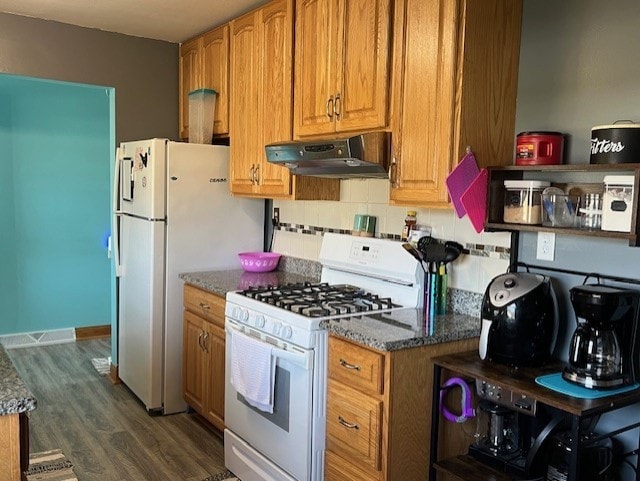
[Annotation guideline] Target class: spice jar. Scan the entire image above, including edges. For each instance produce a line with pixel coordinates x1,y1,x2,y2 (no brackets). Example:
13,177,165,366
503,180,549,225
401,210,417,240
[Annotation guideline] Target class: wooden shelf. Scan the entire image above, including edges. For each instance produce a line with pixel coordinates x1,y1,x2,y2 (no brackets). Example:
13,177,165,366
434,455,525,481
433,350,640,417
485,164,640,246
430,351,640,481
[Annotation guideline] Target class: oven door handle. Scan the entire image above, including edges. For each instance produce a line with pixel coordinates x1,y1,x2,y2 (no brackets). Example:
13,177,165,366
226,324,314,371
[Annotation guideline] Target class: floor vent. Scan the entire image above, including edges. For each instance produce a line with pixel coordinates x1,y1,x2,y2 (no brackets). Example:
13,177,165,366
0,329,76,349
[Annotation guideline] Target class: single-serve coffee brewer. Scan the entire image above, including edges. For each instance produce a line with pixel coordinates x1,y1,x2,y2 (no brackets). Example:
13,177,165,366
563,284,640,389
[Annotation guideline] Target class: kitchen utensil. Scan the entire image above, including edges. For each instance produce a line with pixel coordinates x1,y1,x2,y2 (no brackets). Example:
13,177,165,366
460,168,489,233
402,243,427,272
238,252,281,272
446,150,480,218
479,272,558,367
417,234,433,253
444,241,463,263
563,284,640,389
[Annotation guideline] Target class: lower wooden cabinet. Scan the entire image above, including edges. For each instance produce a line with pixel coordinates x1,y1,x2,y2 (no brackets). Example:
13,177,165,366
183,285,226,431
0,412,28,481
326,335,478,481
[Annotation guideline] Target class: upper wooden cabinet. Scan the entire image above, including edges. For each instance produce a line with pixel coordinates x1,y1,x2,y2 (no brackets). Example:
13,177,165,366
229,0,340,200
179,24,230,140
293,0,392,138
389,0,522,207
202,25,230,136
179,36,203,141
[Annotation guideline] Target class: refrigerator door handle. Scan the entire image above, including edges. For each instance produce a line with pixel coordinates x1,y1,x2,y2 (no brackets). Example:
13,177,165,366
112,147,123,277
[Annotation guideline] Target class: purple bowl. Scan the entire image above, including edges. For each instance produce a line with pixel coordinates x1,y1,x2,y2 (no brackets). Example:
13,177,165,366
238,252,281,273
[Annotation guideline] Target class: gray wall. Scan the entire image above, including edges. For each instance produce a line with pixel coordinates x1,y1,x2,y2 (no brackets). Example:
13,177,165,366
0,12,179,142
516,0,640,351
516,1,640,473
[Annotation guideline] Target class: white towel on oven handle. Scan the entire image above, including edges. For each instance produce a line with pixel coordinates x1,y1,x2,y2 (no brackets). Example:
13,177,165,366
230,329,276,414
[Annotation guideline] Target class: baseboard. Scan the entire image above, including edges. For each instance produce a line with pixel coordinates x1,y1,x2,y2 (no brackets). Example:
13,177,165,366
0,329,76,349
75,325,111,340
108,363,121,385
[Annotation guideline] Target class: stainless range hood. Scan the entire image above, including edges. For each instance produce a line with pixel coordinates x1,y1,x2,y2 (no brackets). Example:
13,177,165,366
265,132,390,178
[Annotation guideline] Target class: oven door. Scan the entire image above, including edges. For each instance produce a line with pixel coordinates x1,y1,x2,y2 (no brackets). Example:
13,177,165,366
224,321,314,481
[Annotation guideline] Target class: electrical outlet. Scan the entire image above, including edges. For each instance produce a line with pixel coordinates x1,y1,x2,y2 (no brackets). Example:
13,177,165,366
273,207,280,226
536,232,555,261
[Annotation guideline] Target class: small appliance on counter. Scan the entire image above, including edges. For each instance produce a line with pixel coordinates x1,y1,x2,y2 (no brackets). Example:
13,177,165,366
479,271,558,367
563,284,640,389
546,430,616,481
469,378,566,479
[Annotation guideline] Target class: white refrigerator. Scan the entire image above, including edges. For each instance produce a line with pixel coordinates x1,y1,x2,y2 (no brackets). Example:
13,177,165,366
113,139,263,414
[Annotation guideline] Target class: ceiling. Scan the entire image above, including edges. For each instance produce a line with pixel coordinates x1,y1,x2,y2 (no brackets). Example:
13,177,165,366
0,0,267,43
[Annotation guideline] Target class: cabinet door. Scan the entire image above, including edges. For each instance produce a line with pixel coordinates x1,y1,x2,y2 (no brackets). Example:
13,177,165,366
179,37,203,140
390,0,459,206
336,0,391,133
183,311,205,413
255,0,294,198
326,379,383,473
230,11,261,195
294,0,341,137
202,25,230,136
203,323,226,431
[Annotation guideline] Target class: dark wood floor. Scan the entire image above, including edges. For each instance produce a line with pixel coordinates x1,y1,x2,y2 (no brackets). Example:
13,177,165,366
8,339,226,481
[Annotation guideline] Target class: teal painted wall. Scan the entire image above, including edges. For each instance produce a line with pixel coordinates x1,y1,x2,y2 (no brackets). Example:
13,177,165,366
0,76,112,335
0,94,19,327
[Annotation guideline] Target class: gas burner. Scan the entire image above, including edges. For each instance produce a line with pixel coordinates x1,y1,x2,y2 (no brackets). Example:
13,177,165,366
239,282,400,318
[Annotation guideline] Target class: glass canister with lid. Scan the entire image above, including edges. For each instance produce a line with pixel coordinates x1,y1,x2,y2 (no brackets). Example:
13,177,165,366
503,180,550,225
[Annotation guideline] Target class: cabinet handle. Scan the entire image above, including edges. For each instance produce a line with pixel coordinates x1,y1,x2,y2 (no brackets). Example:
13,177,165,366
249,164,256,184
338,416,359,430
203,332,209,353
389,157,398,187
255,164,260,185
198,331,204,351
326,96,334,121
339,358,361,371
199,302,210,310
334,93,341,120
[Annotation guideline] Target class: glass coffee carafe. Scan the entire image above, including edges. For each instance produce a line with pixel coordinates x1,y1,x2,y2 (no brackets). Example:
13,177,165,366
474,401,519,456
567,321,622,385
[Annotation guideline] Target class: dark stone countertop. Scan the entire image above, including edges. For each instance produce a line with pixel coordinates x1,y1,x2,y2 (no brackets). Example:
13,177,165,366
321,308,479,351
0,344,37,415
179,259,482,353
179,269,319,297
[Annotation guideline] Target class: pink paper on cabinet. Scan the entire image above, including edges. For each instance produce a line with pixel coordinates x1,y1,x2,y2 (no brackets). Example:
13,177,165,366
445,151,480,218
460,169,488,234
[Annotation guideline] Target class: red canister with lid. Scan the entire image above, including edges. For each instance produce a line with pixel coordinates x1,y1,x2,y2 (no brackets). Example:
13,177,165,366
515,132,564,166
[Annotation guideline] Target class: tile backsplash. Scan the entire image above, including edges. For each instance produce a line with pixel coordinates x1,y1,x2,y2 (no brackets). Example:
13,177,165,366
272,178,512,294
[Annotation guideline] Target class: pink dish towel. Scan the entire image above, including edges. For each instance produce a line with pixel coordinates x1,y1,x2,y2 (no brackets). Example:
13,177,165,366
230,330,275,413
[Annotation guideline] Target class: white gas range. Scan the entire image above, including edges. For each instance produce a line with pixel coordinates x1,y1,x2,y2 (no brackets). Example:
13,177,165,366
224,233,424,481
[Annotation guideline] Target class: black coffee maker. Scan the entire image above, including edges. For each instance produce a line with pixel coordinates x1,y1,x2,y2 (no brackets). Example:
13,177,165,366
563,284,640,389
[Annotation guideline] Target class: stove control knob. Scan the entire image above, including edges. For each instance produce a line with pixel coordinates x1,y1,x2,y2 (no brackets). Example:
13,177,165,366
239,309,249,322
282,326,293,339
272,322,282,335
255,315,266,328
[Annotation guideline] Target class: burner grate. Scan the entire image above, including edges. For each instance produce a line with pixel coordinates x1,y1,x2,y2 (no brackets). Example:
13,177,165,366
239,282,400,317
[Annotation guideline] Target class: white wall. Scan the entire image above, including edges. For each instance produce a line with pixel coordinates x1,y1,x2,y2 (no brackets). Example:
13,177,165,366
273,178,512,294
